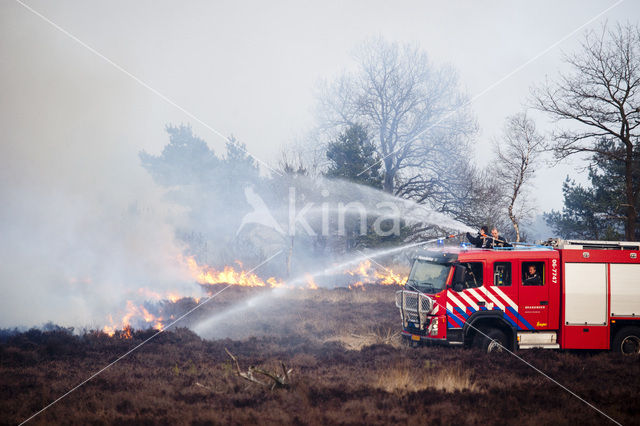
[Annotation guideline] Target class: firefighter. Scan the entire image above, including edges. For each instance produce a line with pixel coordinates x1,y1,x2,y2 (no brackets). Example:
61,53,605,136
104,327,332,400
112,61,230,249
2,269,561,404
466,226,490,248
523,264,542,286
489,227,512,248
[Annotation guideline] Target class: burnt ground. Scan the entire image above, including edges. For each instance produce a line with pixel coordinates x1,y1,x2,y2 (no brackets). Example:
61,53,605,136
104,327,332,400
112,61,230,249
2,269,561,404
1,285,639,425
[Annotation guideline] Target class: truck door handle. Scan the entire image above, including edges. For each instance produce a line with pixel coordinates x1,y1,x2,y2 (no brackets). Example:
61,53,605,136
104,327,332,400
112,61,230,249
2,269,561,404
477,301,486,306
540,301,548,305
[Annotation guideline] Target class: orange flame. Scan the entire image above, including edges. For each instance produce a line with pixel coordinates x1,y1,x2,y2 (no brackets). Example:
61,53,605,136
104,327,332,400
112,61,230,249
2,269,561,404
267,277,284,288
103,321,116,337
184,256,284,287
102,257,406,337
305,274,318,290
346,260,406,287
122,325,133,339
166,293,181,303
102,300,165,338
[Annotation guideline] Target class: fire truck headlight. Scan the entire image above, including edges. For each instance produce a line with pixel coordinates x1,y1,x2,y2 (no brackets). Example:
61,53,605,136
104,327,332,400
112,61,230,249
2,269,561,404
427,317,438,336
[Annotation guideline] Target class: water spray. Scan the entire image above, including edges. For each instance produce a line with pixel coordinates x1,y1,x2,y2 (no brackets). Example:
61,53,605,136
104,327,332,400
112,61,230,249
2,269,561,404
192,231,471,337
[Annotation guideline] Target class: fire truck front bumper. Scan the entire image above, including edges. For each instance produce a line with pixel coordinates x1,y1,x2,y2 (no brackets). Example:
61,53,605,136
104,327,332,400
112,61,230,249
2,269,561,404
400,329,464,346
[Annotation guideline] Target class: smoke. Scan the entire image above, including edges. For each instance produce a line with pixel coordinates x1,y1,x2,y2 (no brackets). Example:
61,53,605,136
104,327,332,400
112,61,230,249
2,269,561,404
0,179,201,328
0,8,207,328
0,5,473,332
0,79,201,328
0,114,472,331
0,76,472,331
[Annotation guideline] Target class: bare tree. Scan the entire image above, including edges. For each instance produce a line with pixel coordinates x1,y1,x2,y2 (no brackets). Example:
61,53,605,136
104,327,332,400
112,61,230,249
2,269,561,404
533,23,640,240
493,113,545,242
317,36,476,195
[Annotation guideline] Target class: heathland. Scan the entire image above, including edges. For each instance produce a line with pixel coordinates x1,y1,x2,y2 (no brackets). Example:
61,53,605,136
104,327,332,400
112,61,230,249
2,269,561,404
2,285,638,425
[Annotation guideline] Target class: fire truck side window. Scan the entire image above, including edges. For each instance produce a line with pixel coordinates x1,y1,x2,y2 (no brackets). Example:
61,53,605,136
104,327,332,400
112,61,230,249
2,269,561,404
460,262,483,290
493,262,511,286
522,262,544,286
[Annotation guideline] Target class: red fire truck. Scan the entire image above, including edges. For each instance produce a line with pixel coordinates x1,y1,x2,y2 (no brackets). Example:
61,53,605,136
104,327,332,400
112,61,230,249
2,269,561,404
395,239,640,354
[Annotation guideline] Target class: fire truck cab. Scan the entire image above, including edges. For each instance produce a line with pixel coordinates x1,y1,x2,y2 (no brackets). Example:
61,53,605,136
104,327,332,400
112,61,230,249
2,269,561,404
396,240,640,354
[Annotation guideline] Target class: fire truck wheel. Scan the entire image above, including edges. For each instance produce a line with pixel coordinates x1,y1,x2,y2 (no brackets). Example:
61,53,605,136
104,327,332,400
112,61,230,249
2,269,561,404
474,328,508,354
613,326,640,355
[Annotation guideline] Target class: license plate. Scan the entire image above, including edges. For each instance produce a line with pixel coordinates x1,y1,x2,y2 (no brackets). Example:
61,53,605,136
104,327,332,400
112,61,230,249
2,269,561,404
411,335,420,341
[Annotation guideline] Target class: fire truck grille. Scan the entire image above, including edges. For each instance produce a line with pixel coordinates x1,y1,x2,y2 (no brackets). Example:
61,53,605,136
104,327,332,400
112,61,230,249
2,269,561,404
404,294,418,311
420,297,432,312
397,290,434,330
400,291,432,312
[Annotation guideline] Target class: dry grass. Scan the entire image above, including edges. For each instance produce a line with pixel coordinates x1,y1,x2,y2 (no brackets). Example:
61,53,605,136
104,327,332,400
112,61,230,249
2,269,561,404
375,362,480,393
327,326,402,350
375,365,430,392
430,366,479,393
284,285,401,304
190,284,400,342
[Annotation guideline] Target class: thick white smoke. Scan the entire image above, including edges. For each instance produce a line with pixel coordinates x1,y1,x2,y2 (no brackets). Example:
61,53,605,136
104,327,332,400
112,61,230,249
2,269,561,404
0,182,201,328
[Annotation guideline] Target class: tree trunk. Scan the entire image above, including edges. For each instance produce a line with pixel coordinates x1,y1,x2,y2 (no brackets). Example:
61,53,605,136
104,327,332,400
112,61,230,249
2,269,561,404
624,142,637,241
508,202,520,242
625,206,636,241
383,158,395,193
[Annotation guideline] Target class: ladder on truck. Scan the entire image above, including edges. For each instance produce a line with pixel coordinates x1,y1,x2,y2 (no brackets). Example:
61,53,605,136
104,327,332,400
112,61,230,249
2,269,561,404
548,239,640,251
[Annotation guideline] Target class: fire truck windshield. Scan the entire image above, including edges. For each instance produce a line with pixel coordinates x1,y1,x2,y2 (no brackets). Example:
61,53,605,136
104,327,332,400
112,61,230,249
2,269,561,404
405,260,451,294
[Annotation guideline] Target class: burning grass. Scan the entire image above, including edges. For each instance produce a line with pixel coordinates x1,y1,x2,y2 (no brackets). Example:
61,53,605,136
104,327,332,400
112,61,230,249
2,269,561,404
2,285,640,425
99,258,408,336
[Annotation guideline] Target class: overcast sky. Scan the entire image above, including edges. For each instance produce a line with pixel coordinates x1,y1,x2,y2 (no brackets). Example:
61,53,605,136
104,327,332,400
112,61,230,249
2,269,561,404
1,0,639,215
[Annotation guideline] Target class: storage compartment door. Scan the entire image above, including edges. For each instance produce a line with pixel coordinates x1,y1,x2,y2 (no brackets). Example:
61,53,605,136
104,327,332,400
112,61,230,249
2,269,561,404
563,263,608,349
564,263,607,326
610,264,640,317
